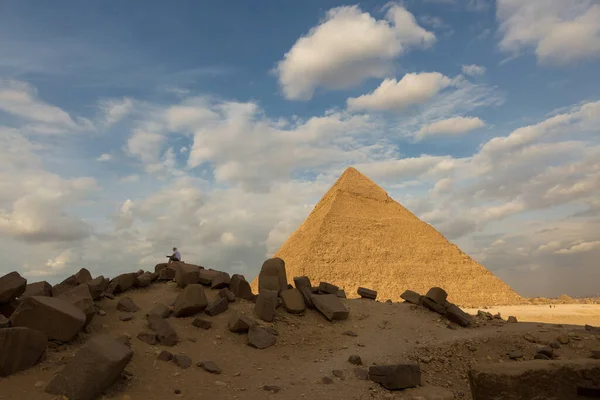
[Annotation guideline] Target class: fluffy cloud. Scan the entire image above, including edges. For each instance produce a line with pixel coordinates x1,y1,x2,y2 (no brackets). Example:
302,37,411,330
496,0,600,65
274,4,435,100
415,116,485,139
347,72,453,112
100,97,134,126
461,64,486,76
97,153,112,162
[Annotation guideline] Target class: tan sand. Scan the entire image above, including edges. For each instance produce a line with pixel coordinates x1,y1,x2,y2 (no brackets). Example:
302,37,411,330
464,304,600,326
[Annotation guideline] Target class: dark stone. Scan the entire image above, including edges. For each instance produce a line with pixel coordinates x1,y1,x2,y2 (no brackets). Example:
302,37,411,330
444,303,473,327
158,267,176,281
425,287,448,305
116,297,140,313
229,274,254,301
56,284,96,327
20,281,52,299
173,354,192,369
400,290,423,305
86,276,109,300
0,272,27,304
247,325,277,349
254,289,278,322
51,275,77,297
107,273,137,294
422,297,446,315
137,331,157,345
368,364,421,390
348,354,362,365
154,263,169,274
146,314,178,346
280,288,306,314
318,282,339,295
119,314,133,322
157,350,172,361
204,297,229,317
74,268,92,285
146,303,170,319
355,368,369,380
336,289,347,298
192,317,212,330
174,263,200,288
311,294,349,321
228,312,257,333
258,257,288,294
211,272,231,289
172,284,208,317
197,269,219,286
357,287,377,300
219,288,236,302
0,327,47,377
135,273,152,288
198,360,222,374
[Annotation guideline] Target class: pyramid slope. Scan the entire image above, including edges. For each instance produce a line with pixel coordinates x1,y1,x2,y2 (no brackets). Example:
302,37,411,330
251,167,523,307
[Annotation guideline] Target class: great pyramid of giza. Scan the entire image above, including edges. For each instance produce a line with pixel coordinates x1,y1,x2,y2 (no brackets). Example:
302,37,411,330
251,167,523,307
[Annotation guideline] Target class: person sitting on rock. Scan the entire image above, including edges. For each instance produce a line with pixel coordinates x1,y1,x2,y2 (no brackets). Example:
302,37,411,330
166,247,181,264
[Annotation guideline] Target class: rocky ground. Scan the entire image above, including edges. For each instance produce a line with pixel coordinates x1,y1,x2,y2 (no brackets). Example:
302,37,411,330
1,262,600,400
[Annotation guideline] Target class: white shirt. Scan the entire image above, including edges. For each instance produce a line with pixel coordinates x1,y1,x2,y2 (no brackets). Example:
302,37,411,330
173,250,181,260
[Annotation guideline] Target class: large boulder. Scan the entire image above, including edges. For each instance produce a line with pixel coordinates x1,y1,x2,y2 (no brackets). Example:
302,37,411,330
280,288,306,314
293,276,315,309
86,276,109,300
311,294,349,321
45,335,133,400
172,284,208,317
0,271,27,304
229,274,254,300
198,269,219,286
254,289,278,322
135,272,153,288
146,314,178,346
74,268,93,285
174,263,200,288
155,263,169,274
257,258,288,295
51,275,78,297
20,281,52,299
56,284,96,327
468,359,600,400
0,327,47,377
10,296,86,342
108,273,137,294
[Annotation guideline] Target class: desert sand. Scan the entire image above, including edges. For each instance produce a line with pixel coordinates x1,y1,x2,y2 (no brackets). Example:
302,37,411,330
464,304,600,327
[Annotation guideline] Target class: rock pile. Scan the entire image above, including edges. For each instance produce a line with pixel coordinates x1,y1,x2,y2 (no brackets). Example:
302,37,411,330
400,287,474,328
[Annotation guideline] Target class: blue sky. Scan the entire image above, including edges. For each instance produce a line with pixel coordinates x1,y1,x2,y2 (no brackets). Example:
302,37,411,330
1,0,599,297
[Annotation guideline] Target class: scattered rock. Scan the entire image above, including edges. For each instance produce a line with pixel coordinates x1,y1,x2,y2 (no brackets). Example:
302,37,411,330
228,312,257,333
155,263,169,274
318,282,339,295
280,288,306,314
51,275,77,297
20,281,52,299
107,273,137,294
117,297,140,313
119,314,133,322
523,333,538,343
218,288,236,302
115,335,131,348
159,267,176,281
357,287,377,300
557,334,570,345
173,354,192,369
257,257,288,294
172,284,208,317
354,368,369,380
157,350,173,361
211,272,231,289
0,327,47,377
444,303,473,327
508,350,523,360
45,335,133,400
86,276,109,300
10,296,86,342
425,287,448,306
337,289,347,298
147,303,171,319
74,268,93,285
348,355,362,365
247,325,277,349
293,276,315,309
137,331,157,345
311,294,349,321
198,360,222,374
369,364,421,390
322,376,333,384
507,316,518,323
263,385,281,393
205,297,229,317
255,289,278,322
198,269,219,286
590,351,600,359
266,327,279,336
192,317,212,330
400,290,423,305
229,274,254,301
55,284,96,327
146,314,178,346
0,271,27,304
174,263,200,288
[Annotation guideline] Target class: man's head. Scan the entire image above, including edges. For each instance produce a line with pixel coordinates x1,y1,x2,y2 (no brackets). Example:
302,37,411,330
173,247,177,251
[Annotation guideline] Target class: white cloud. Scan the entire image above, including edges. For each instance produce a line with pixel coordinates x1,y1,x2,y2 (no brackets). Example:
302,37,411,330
555,241,600,255
461,64,486,76
97,153,112,162
415,116,485,139
274,4,435,100
497,0,600,65
100,97,134,126
347,72,453,112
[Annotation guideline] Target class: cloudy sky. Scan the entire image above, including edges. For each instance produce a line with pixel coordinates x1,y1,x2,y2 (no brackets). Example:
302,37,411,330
1,0,599,298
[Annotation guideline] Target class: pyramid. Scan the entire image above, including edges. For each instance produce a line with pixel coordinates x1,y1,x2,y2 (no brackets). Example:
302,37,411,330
251,167,523,307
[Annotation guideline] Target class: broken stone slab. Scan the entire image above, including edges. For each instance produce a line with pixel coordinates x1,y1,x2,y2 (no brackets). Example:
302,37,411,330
159,267,176,281
425,287,448,306
0,271,27,304
86,276,109,300
155,263,169,274
10,296,86,342
20,281,52,299
205,297,229,317
247,325,277,349
357,287,377,300
198,360,222,374
56,284,96,327
192,317,212,330
228,312,257,333
147,303,171,319
172,284,208,317
293,276,315,309
444,303,473,327
52,275,77,297
211,272,231,289
137,331,157,345
117,297,140,313
368,363,421,390
135,272,152,288
229,274,254,300
422,297,446,315
337,289,347,298
107,273,137,294
146,314,178,346
0,327,47,377
175,263,200,288
468,359,600,400
318,282,339,295
280,288,306,314
254,289,278,322
400,290,423,305
74,268,93,285
258,257,288,294
218,288,236,302
311,294,349,321
45,335,133,400
198,269,219,286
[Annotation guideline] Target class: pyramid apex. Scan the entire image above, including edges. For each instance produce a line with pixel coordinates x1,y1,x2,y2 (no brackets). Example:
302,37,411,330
331,166,390,202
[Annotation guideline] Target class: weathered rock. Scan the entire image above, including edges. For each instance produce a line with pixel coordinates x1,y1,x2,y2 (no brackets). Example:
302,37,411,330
135,272,152,287
355,368,369,380
147,303,170,319
397,386,454,400
507,316,518,323
20,281,52,299
369,364,421,390
137,331,157,345
254,289,278,322
400,290,423,305
280,288,306,314
159,267,176,281
174,263,200,288
157,350,172,361
348,354,362,365
311,294,350,321
0,299,19,318
192,317,212,330
229,274,254,300
211,272,231,289
508,350,523,360
444,303,473,327
108,273,137,294
119,313,133,322
205,297,229,317
10,296,86,342
468,359,600,400
117,297,140,313
318,282,339,295
357,287,377,300
422,297,446,315
51,275,77,297
536,347,554,358
146,314,178,346
86,276,109,300
74,268,92,285
172,284,208,317
0,271,27,304
0,327,47,377
258,257,288,294
228,312,257,333
247,325,277,349
0,314,8,328
197,269,219,286
293,276,315,308
425,287,448,305
56,284,96,327
198,360,222,374
337,289,347,298
173,354,192,369
155,263,169,274
218,288,236,302
45,335,133,400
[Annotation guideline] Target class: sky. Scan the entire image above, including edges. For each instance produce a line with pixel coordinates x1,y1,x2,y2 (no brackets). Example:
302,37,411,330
1,0,599,298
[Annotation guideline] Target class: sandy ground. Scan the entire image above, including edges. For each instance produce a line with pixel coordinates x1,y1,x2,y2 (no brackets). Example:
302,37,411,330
1,282,599,400
464,304,600,326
